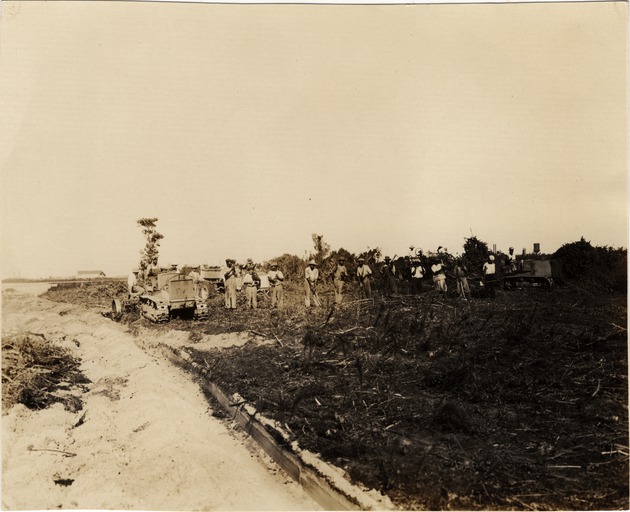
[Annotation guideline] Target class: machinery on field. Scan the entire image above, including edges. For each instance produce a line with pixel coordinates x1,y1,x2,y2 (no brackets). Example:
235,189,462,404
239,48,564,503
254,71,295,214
200,264,224,293
112,269,209,322
503,259,563,289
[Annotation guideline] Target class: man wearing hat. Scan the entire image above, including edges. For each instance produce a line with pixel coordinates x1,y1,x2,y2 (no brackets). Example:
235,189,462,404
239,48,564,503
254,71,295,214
241,263,260,310
127,268,145,297
144,258,159,282
356,257,373,298
267,262,285,309
431,258,448,299
507,247,517,273
223,258,238,309
453,258,472,301
381,256,398,297
304,260,321,307
332,257,348,304
411,259,426,294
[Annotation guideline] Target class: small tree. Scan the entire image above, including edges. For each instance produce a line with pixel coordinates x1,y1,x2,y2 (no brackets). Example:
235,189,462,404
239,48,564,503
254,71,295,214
462,236,490,274
310,233,331,266
265,253,304,282
137,218,164,272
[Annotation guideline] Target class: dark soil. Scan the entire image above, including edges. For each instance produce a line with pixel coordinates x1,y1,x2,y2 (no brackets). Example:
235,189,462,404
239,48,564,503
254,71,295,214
43,278,629,510
193,285,628,510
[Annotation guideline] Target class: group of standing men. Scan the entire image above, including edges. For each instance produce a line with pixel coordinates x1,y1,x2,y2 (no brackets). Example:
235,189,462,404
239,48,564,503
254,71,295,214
302,255,489,307
304,257,355,307
364,252,506,302
430,253,504,300
222,258,285,310
128,249,509,314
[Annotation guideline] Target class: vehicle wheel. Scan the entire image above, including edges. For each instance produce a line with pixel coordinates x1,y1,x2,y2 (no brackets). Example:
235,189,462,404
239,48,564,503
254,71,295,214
111,299,123,320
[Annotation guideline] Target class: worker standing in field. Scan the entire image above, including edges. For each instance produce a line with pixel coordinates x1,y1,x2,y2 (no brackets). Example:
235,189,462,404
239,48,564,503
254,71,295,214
356,257,373,298
482,255,497,298
267,262,285,309
333,257,348,304
242,264,260,310
507,247,517,273
453,258,472,301
381,256,398,297
223,258,238,309
411,259,425,294
304,260,321,308
431,259,448,299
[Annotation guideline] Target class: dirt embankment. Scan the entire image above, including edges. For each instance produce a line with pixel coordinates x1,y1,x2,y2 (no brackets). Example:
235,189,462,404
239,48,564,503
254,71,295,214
1,290,320,511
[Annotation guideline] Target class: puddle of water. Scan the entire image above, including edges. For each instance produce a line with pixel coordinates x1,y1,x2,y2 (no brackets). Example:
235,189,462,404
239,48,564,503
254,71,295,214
2,282,54,295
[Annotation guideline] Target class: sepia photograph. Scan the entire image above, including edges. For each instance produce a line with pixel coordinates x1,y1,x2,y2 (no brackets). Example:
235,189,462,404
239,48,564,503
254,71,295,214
1,0,627,509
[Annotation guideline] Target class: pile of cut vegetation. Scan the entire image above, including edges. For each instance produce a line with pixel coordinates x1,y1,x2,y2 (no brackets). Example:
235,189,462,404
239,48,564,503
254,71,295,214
2,333,90,413
41,280,127,309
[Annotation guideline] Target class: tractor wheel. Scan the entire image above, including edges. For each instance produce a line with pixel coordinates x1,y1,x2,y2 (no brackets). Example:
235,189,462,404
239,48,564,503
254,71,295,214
111,299,123,321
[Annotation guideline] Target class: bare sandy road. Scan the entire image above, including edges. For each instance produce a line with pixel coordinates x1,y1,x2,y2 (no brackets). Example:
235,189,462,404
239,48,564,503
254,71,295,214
1,290,321,510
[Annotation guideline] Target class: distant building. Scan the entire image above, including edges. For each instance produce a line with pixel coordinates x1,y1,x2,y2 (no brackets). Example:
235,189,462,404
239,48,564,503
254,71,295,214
77,270,106,278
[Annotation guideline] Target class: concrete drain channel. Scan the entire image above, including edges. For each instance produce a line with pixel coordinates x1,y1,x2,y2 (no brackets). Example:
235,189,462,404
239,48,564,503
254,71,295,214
147,342,394,511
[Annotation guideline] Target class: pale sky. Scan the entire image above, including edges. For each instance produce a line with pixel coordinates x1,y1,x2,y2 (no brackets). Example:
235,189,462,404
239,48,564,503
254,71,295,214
1,1,627,278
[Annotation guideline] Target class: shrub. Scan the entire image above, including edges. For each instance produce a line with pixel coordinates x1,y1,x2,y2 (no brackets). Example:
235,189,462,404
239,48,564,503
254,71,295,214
265,253,305,282
552,238,627,292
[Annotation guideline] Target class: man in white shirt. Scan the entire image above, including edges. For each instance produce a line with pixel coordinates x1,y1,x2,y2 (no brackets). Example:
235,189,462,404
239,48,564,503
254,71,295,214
304,260,321,307
267,262,285,309
188,268,203,297
333,258,348,304
356,257,373,298
127,268,144,297
483,255,497,298
241,264,260,310
223,259,238,309
411,260,425,294
431,260,448,298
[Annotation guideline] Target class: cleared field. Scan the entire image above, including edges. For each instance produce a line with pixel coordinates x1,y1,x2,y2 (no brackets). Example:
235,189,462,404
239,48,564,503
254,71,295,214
40,277,629,510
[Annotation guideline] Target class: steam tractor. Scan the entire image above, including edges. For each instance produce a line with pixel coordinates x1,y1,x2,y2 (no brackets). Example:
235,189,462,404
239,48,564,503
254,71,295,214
112,269,209,322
